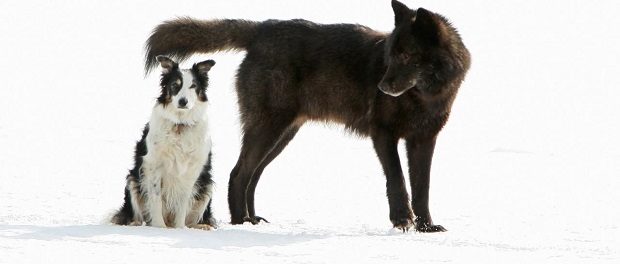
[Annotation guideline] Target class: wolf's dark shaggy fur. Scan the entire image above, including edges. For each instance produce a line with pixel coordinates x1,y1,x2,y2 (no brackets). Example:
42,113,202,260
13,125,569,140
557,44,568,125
144,0,470,232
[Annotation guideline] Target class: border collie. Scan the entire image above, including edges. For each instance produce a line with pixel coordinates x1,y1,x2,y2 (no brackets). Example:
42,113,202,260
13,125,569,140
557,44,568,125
112,56,217,229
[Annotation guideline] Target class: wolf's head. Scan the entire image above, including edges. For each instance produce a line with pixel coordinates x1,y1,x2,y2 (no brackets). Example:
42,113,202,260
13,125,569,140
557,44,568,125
378,0,469,98
156,55,215,111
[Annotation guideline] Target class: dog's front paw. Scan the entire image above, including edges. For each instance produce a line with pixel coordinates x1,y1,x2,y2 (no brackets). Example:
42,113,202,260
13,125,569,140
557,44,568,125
189,224,214,230
149,219,167,228
129,220,143,226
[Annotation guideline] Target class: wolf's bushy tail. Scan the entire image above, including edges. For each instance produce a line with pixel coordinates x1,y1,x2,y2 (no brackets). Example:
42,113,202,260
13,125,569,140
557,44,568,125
144,18,259,74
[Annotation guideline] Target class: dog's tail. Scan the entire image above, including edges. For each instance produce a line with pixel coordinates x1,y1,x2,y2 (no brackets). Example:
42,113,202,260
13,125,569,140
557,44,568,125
144,18,259,75
110,187,135,225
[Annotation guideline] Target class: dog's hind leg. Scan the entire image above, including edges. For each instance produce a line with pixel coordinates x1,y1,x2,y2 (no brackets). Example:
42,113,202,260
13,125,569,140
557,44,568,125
187,183,214,226
188,198,215,230
406,136,446,232
228,117,297,225
246,125,301,224
111,186,135,225
199,198,216,226
372,129,414,231
112,175,144,225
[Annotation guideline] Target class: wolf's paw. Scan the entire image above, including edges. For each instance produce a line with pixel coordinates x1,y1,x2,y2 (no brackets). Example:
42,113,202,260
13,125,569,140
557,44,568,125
244,216,270,225
415,224,447,233
392,217,414,232
189,224,214,230
230,217,244,225
414,217,447,233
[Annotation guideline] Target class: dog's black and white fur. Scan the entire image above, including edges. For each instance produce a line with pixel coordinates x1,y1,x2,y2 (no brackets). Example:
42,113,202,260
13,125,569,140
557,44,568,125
112,56,217,229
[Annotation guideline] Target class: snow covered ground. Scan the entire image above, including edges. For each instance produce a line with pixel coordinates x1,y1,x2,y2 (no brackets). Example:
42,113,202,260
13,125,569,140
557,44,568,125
1,0,619,263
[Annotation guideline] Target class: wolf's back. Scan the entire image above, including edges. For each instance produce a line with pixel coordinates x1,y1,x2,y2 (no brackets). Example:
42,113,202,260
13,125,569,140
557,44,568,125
144,18,258,74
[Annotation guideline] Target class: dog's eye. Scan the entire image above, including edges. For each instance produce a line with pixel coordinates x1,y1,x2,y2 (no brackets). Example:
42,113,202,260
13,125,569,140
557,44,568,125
190,84,196,89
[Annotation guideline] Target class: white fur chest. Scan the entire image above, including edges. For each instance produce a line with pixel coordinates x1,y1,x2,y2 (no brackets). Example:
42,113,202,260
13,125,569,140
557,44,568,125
142,104,211,189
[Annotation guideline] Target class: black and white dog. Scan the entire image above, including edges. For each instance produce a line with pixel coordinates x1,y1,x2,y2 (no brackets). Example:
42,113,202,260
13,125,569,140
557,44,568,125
112,56,216,229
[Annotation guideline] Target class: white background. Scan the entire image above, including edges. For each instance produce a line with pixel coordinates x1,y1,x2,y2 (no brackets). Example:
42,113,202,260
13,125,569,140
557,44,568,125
1,0,618,263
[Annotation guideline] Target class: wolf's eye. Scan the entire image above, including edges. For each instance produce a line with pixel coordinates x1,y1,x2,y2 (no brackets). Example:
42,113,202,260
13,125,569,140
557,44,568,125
399,53,411,63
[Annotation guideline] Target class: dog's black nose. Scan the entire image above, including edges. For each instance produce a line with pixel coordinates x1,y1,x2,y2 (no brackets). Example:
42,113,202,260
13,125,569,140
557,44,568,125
178,97,188,107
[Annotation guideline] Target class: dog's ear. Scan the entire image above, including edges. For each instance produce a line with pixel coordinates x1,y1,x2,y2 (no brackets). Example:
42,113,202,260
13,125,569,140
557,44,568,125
392,0,414,26
411,8,442,45
156,55,177,74
194,60,214,101
194,59,216,77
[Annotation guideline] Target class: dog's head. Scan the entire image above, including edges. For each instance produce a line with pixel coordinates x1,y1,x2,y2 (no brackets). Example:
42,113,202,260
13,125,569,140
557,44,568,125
378,0,464,98
156,55,215,110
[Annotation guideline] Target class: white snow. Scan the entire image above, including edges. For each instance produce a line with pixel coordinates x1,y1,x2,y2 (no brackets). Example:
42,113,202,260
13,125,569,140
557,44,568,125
1,0,619,263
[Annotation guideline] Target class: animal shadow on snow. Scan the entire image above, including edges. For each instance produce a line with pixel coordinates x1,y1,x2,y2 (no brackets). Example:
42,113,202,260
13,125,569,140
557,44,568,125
1,224,323,249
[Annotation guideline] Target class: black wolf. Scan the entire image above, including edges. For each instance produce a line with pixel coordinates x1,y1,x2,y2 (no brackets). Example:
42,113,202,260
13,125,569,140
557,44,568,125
144,0,470,232
112,56,216,229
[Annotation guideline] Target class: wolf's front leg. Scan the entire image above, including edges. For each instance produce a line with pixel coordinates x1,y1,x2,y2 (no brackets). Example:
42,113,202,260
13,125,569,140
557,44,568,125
371,130,414,231
406,136,446,232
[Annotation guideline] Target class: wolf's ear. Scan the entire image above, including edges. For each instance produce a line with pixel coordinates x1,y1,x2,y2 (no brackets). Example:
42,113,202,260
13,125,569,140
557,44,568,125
194,59,215,77
412,8,442,45
392,0,414,26
156,55,177,74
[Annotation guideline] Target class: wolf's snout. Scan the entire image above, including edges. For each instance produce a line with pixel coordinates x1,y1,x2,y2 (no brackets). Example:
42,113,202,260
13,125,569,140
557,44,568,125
378,81,404,97
178,98,188,108
378,82,392,94
378,78,417,97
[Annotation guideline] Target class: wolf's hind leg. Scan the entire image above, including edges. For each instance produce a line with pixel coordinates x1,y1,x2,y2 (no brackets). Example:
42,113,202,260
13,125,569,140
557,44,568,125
229,116,298,224
245,125,300,224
